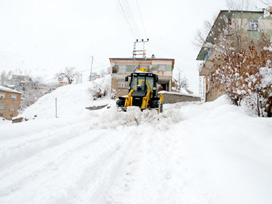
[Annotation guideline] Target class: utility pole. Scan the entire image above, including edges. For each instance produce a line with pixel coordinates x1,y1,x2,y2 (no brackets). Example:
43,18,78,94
55,98,58,118
89,56,94,81
133,38,149,58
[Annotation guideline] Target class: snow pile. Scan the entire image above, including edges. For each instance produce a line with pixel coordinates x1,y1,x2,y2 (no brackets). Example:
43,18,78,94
91,105,183,130
20,76,112,120
88,75,111,100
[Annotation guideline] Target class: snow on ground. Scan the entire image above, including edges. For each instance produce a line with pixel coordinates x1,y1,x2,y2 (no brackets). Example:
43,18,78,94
0,76,272,204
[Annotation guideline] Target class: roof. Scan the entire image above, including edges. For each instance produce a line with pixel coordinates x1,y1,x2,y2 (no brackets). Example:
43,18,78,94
0,86,22,94
196,10,265,61
109,57,175,68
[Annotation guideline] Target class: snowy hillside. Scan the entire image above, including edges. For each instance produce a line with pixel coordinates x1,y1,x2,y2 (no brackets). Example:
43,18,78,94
1,76,272,204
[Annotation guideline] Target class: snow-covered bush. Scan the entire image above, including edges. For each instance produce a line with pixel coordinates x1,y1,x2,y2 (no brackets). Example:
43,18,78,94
88,75,111,100
211,34,272,116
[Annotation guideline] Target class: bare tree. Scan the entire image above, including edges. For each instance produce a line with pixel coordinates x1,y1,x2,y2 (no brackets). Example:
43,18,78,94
0,71,7,85
57,67,80,84
173,68,188,92
193,20,213,48
226,0,249,10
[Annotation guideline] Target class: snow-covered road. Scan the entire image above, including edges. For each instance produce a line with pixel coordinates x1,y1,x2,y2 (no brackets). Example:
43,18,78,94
1,81,272,204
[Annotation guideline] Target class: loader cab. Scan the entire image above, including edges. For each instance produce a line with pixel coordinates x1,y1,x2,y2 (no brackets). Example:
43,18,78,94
127,73,158,98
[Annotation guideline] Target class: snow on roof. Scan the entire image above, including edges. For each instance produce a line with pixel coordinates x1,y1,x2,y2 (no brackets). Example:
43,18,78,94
0,85,21,94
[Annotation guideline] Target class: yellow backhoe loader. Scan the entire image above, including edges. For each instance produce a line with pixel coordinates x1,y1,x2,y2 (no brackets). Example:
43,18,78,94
116,68,163,113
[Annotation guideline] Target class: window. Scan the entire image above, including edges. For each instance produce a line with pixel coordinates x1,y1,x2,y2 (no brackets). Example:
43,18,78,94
118,81,127,89
0,93,5,99
10,106,15,111
0,113,3,116
10,114,13,118
158,64,166,71
146,77,154,91
118,65,127,73
248,19,258,31
0,105,4,110
11,95,17,100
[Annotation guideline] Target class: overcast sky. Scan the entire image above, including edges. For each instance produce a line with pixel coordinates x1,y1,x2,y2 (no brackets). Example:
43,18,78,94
0,0,266,93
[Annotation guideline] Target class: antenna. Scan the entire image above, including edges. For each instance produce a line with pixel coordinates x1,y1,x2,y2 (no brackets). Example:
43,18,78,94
133,38,149,58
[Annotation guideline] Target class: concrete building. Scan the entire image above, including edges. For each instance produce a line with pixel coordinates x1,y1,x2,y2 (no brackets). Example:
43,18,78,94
110,57,175,98
0,86,21,120
196,9,272,101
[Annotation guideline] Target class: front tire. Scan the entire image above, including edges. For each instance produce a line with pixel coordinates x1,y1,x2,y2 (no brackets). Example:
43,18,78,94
116,98,125,107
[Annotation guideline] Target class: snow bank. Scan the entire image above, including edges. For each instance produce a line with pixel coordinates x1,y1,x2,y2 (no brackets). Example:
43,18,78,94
20,75,112,120
91,105,183,130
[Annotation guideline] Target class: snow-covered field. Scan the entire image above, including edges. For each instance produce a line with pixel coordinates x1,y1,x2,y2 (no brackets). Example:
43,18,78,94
1,77,272,204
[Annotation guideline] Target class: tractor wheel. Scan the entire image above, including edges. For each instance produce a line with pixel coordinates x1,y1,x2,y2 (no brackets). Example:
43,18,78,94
116,98,125,107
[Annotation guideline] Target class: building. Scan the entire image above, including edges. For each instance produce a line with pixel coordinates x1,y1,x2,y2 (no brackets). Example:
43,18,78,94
0,86,22,120
110,57,175,98
196,9,272,101
12,75,37,91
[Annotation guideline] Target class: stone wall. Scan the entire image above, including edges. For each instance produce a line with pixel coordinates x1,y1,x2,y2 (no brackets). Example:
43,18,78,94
160,92,201,104
206,87,225,102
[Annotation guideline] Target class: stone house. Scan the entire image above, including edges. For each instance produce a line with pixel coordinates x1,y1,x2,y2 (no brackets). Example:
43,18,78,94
0,86,21,120
196,9,272,101
110,57,175,98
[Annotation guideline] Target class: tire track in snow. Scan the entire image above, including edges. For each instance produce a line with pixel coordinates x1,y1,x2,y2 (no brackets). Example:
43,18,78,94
57,127,139,204
0,119,94,170
104,128,147,204
0,129,116,202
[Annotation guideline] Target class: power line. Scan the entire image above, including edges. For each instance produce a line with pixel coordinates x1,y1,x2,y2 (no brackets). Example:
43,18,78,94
151,41,193,60
149,41,196,67
123,0,142,37
117,0,136,39
116,0,147,39
136,0,147,38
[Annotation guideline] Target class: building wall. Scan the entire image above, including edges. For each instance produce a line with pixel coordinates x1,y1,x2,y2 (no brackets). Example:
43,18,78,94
206,86,225,102
0,91,21,120
110,58,174,98
111,76,129,98
198,11,272,102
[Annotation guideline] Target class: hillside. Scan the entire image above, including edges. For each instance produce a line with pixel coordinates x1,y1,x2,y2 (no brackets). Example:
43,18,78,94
0,76,272,204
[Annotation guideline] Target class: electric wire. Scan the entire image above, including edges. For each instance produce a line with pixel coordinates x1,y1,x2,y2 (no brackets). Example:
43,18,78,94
136,0,147,39
123,0,142,37
117,0,136,39
149,42,196,67
116,0,196,70
151,40,194,61
148,43,196,69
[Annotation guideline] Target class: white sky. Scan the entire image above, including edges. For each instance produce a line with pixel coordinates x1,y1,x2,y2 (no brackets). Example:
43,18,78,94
0,0,266,93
